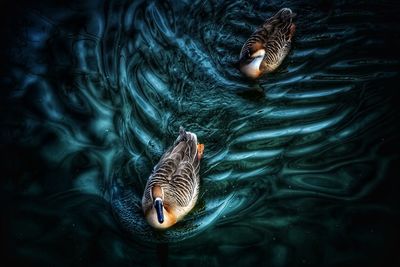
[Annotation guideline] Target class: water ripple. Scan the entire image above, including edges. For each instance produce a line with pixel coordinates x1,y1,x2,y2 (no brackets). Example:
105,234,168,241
4,0,399,263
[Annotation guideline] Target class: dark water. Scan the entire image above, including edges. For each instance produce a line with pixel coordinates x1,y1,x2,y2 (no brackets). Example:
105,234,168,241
2,0,400,266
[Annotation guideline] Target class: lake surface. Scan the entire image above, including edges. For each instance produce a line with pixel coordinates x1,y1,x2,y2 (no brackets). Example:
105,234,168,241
2,0,400,266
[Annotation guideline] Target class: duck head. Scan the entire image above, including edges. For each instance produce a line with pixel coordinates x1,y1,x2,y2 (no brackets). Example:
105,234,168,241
274,8,296,21
144,185,177,230
239,48,266,79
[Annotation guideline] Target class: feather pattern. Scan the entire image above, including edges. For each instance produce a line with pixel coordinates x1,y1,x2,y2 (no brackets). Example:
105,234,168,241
142,127,202,228
239,8,296,77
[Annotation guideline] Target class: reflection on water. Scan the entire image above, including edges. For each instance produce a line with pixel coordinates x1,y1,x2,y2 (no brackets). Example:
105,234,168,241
2,0,400,266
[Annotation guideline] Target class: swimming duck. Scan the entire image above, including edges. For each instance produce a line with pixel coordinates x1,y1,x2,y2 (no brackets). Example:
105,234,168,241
239,8,296,79
142,127,204,230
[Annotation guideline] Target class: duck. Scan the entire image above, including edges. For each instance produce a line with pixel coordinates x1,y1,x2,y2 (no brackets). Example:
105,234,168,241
142,127,204,230
239,8,296,79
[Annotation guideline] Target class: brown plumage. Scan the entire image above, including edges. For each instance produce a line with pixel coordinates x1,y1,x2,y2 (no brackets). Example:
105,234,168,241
239,8,296,79
142,127,204,229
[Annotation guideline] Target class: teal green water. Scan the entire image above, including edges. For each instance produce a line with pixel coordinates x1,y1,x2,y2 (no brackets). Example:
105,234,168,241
1,0,400,266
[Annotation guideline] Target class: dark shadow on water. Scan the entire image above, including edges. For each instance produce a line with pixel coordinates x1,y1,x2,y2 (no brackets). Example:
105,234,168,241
157,243,169,267
236,86,265,101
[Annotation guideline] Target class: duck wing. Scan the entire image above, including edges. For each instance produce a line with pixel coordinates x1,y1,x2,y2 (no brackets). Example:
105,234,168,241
239,32,266,63
168,127,200,207
262,8,296,44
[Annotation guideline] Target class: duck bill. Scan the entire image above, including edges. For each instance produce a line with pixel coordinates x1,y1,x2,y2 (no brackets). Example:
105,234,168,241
154,198,164,224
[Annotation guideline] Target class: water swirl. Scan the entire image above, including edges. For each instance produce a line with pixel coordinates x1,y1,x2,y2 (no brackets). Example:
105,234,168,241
2,0,400,265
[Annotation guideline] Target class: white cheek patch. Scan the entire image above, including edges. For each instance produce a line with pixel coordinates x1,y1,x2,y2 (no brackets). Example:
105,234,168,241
240,49,265,78
251,49,266,58
248,56,264,70
241,56,264,78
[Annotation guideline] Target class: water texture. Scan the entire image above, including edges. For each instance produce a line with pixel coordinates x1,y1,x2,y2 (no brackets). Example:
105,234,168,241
1,0,400,266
